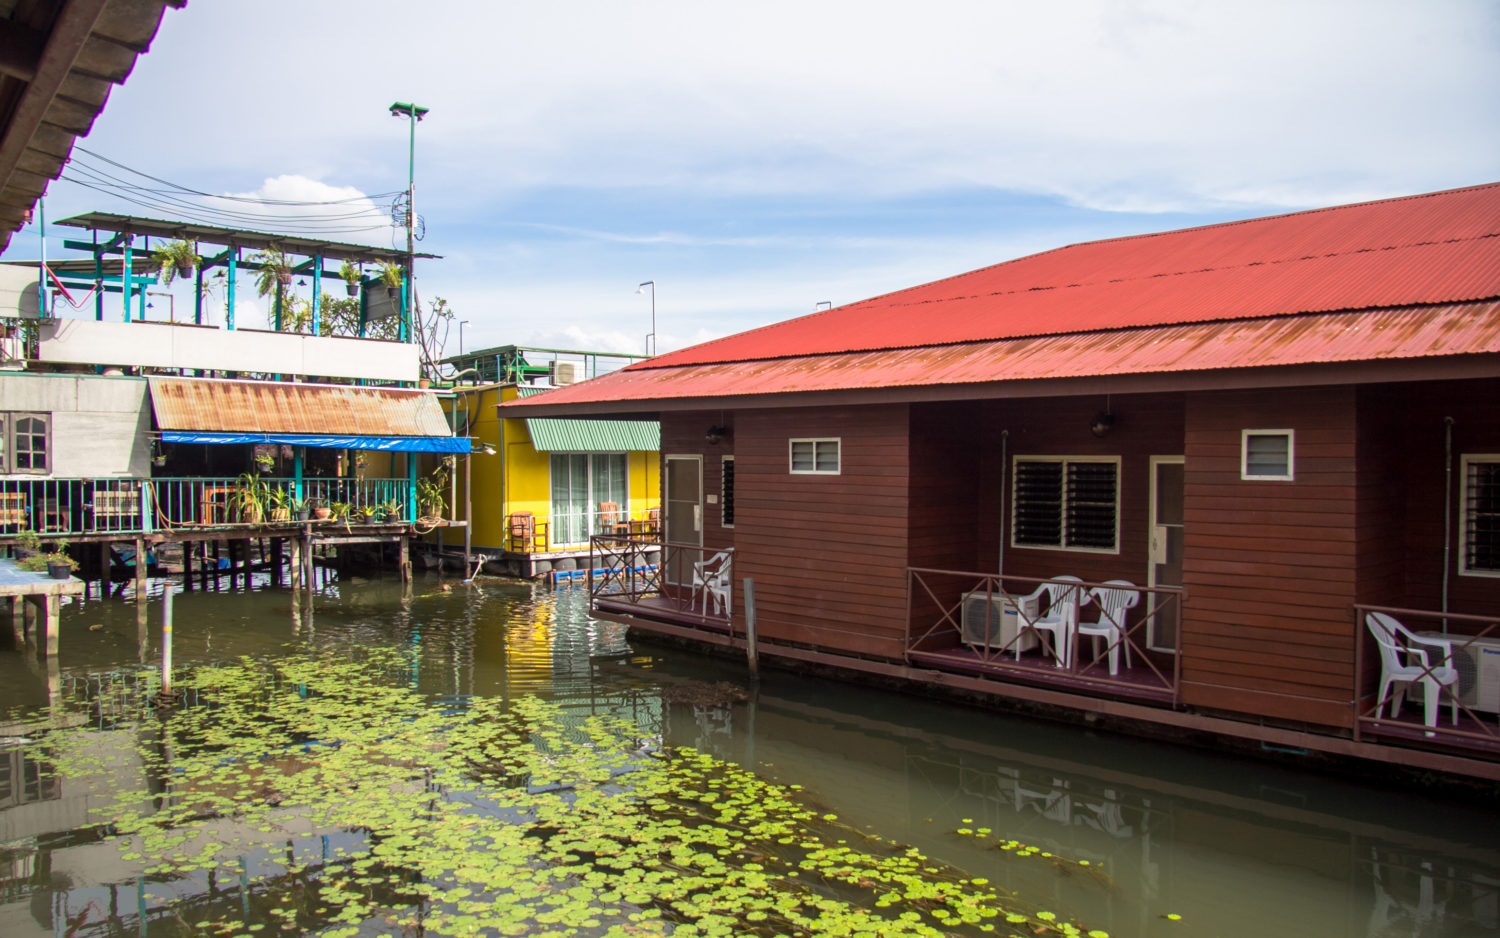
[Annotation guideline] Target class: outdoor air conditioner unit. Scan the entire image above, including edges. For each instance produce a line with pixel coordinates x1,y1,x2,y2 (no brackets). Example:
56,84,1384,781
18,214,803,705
960,591,1039,653
550,361,579,386
1450,634,1500,715
1419,631,1500,714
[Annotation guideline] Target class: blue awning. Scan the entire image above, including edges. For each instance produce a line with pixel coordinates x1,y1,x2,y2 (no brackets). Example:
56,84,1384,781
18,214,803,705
161,431,473,454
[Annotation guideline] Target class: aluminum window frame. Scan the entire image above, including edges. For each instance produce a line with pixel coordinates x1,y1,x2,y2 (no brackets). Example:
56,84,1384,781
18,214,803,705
789,437,841,475
1009,454,1121,555
1241,429,1295,481
1460,453,1500,578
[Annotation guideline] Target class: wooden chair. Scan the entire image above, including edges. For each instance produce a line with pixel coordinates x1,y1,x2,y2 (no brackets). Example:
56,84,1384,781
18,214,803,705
0,491,27,531
598,501,629,536
508,511,549,553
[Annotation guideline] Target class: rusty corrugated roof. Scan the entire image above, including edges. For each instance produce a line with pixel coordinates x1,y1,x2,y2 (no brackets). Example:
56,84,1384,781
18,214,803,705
503,302,1500,411
148,378,453,436
645,182,1500,369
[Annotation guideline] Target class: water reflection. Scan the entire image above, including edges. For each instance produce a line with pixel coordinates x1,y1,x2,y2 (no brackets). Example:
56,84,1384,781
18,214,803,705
0,575,1496,937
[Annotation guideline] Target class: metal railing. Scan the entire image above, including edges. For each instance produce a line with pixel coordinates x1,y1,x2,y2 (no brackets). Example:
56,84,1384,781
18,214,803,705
551,507,657,548
906,568,1185,702
1352,604,1500,747
0,476,415,540
588,536,730,626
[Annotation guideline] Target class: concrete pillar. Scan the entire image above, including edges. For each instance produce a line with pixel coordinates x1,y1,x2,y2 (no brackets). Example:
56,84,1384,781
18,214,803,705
399,535,411,584
133,538,147,602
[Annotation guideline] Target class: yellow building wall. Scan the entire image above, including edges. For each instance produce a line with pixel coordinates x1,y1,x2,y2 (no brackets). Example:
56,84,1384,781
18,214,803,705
441,384,661,552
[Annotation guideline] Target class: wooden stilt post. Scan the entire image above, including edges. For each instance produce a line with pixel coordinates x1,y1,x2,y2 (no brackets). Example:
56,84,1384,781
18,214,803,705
399,535,411,584
272,538,283,587
183,538,194,592
98,542,109,595
212,540,221,592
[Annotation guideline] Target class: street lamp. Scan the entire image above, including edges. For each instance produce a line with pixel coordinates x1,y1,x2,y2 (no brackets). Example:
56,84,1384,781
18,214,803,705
636,280,655,355
389,101,429,344
459,319,470,354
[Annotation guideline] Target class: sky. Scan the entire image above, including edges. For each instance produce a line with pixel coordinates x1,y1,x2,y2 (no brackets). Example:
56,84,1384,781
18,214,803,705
7,0,1498,359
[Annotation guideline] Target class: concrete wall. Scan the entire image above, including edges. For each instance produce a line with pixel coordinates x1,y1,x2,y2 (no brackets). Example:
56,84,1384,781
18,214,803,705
0,373,149,478
36,317,418,383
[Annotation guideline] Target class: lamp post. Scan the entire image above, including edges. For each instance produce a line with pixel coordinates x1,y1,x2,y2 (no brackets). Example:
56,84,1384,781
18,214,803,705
459,319,469,354
389,101,429,344
636,280,655,355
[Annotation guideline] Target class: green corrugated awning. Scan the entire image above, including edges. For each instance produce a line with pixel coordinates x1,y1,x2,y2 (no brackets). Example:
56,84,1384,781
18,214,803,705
524,418,659,453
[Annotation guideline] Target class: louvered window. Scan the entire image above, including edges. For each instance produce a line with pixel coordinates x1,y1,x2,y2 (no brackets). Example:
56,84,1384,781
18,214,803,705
721,456,736,528
1012,457,1118,552
1462,456,1500,575
790,438,840,474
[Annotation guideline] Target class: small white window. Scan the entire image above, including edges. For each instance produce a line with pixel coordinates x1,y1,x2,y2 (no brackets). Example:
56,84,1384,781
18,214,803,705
1461,455,1500,577
1241,430,1293,481
790,438,840,475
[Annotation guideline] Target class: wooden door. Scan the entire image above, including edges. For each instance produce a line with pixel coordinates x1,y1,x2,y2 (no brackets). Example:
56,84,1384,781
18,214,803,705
664,455,702,584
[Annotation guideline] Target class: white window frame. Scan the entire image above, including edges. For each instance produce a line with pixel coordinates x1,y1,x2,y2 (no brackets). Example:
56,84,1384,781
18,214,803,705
1460,454,1500,578
721,455,735,528
789,438,841,475
1241,429,1294,481
1010,455,1121,555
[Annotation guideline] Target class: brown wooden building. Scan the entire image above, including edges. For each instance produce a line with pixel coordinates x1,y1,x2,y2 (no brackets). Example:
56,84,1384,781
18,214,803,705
507,183,1500,779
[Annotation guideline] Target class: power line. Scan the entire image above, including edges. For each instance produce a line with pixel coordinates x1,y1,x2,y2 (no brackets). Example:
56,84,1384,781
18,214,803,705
72,146,403,205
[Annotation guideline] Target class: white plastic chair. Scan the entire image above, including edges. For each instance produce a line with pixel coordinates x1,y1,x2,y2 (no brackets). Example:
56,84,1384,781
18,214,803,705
1077,580,1140,676
1365,611,1458,730
692,552,732,617
1014,575,1083,668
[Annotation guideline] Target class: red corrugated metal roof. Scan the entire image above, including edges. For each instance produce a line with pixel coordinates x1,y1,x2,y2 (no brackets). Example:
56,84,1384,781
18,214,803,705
505,302,1500,409
648,182,1500,369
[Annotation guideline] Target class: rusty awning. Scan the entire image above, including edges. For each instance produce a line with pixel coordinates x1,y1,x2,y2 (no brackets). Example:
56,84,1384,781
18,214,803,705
148,377,471,453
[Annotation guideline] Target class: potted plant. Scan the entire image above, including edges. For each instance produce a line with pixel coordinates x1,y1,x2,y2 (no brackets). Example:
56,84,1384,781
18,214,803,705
328,501,351,523
310,498,332,521
13,524,42,559
416,477,446,522
377,499,401,523
339,260,362,297
253,247,293,298
152,239,200,286
266,486,293,523
290,494,311,522
230,472,269,523
17,540,75,579
254,450,276,474
377,261,403,300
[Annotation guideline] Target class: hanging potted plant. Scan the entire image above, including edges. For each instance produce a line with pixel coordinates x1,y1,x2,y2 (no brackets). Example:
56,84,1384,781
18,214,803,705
152,240,200,286
377,261,404,300
339,260,362,298
252,247,293,298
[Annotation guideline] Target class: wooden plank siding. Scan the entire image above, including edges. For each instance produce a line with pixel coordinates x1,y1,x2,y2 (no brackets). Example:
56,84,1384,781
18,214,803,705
1179,386,1357,728
1392,378,1500,617
685,405,914,658
972,393,1185,585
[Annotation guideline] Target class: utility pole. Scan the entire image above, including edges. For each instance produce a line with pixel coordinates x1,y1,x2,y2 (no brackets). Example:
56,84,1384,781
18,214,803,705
389,102,429,345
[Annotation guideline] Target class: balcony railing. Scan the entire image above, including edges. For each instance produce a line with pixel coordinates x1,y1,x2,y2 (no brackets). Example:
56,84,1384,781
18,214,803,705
588,535,729,629
0,476,415,540
1353,604,1500,752
906,568,1185,704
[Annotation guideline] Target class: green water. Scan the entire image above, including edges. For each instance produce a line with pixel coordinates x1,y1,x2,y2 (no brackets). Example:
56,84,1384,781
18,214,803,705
1,573,1497,937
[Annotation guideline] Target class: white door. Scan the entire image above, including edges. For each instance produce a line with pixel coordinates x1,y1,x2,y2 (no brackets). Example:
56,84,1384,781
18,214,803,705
1148,456,1185,653
664,455,703,584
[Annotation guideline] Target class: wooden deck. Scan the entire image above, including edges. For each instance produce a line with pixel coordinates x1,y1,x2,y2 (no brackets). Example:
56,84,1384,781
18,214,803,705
594,594,732,633
907,646,1176,705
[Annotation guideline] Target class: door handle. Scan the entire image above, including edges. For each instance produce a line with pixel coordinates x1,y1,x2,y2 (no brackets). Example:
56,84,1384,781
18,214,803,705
1150,525,1168,565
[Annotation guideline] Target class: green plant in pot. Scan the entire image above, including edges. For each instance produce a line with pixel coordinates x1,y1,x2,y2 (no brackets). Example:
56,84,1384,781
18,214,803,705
230,472,270,523
416,476,447,521
13,524,42,559
377,499,401,523
18,539,76,579
266,486,293,523
309,498,331,521
252,247,293,298
377,261,403,300
152,239,200,286
288,494,311,522
339,260,362,297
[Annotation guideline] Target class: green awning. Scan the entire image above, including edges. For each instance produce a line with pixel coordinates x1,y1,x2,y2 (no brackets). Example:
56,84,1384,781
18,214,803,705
524,418,659,453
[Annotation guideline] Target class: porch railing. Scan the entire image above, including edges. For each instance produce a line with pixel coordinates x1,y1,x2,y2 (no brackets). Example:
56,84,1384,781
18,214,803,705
907,568,1185,702
1352,604,1500,747
552,507,657,548
588,535,730,626
0,476,415,540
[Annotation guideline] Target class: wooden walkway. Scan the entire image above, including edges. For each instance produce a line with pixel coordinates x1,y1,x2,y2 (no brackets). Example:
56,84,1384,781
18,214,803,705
1,559,84,656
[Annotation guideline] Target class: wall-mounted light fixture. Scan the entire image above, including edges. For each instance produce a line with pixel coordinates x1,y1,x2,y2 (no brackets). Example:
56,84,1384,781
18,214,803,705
705,425,729,445
1090,412,1115,437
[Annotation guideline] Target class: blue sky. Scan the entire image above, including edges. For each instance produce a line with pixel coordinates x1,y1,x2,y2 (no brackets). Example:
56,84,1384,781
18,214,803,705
7,0,1498,358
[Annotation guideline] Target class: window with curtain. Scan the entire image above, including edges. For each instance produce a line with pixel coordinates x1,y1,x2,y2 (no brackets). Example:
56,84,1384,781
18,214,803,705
549,452,627,545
